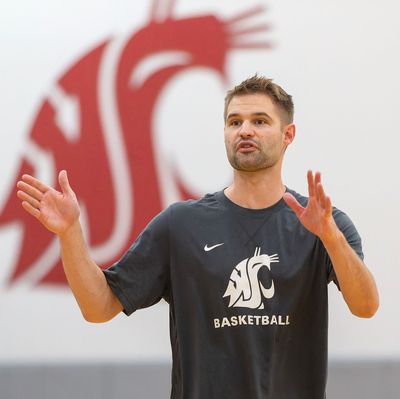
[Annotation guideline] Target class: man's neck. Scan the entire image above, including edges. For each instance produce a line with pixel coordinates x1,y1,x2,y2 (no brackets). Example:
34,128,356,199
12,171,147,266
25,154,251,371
224,168,285,210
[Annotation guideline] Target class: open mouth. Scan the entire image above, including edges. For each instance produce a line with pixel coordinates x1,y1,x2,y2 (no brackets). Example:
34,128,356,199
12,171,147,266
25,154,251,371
236,141,258,153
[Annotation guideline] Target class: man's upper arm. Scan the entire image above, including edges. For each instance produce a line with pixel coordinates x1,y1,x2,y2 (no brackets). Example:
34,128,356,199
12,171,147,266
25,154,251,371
103,208,171,316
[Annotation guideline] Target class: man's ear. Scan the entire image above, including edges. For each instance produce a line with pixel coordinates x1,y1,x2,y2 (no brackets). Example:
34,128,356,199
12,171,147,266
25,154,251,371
283,123,296,145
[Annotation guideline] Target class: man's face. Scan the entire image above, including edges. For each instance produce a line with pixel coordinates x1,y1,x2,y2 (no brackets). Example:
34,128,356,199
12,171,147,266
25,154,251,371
224,94,292,172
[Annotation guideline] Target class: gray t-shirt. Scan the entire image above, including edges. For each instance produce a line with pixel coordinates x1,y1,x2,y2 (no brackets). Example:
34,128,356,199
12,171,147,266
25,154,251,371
104,188,363,399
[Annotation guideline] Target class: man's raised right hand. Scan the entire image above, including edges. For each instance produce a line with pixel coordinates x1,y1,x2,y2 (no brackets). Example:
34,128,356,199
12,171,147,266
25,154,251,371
17,170,80,237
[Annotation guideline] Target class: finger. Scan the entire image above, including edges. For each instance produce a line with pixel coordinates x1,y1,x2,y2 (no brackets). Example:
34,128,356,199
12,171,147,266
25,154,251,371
16,180,44,202
21,174,50,193
307,170,315,197
283,192,304,218
58,170,72,195
316,182,326,208
324,195,332,217
17,189,41,210
21,200,41,219
315,171,321,185
315,171,322,202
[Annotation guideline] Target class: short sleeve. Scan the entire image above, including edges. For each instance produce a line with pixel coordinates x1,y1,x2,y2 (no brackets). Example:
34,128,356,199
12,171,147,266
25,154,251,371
325,208,364,288
103,208,170,316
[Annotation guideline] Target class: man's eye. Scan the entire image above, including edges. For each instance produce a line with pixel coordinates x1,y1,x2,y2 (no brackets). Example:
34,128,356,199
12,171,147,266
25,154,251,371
255,119,266,125
230,120,241,126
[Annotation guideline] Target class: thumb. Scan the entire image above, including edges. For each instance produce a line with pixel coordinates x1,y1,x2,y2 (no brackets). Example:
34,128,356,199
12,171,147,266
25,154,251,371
283,192,304,218
58,170,73,195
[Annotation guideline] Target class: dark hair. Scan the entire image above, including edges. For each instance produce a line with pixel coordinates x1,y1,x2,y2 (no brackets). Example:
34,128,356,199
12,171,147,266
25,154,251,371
224,74,294,124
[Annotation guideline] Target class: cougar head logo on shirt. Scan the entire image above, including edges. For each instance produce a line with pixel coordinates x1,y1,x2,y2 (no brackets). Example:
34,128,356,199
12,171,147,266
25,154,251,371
223,247,279,309
0,0,271,287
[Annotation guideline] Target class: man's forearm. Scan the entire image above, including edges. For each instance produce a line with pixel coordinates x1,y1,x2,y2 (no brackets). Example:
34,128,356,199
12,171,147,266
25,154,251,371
59,221,123,322
322,228,379,318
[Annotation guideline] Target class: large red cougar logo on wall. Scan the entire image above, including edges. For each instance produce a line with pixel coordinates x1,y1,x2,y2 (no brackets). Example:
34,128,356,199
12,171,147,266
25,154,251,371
0,0,271,287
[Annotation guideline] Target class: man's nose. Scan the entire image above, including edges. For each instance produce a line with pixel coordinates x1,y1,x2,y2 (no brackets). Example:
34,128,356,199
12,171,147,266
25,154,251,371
238,120,255,137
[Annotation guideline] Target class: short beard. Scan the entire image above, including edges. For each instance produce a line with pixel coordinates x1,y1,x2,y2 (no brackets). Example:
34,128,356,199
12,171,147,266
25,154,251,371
227,147,280,172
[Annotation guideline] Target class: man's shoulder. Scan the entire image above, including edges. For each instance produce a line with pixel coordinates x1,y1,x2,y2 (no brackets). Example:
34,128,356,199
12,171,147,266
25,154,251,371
169,191,222,213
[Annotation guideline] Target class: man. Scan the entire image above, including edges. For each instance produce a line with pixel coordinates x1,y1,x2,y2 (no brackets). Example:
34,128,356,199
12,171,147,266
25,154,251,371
17,75,379,398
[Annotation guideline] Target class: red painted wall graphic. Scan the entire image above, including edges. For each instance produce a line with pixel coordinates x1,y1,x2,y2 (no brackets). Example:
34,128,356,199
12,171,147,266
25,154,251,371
0,0,271,286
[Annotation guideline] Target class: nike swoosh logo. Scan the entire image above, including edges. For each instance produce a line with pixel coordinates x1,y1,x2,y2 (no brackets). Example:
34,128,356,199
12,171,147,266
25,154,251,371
204,243,224,252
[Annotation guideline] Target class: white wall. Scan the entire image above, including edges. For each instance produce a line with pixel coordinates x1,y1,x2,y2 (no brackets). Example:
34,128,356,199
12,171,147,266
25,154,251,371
0,0,399,362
